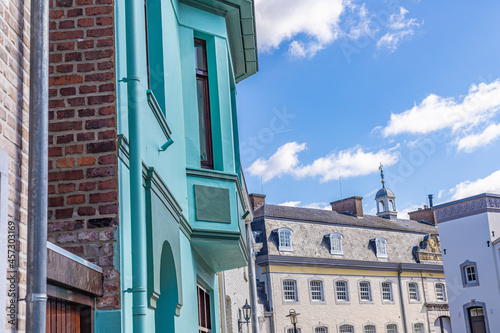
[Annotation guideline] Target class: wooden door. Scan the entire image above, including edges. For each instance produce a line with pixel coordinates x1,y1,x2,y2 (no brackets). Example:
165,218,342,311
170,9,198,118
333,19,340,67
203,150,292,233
469,307,487,333
46,297,91,333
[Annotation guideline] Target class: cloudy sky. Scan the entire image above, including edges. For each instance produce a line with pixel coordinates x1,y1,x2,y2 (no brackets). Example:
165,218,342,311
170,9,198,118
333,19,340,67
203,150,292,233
236,0,500,217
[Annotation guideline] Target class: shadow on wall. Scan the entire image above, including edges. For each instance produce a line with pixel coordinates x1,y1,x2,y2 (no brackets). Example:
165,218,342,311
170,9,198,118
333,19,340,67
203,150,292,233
155,242,178,332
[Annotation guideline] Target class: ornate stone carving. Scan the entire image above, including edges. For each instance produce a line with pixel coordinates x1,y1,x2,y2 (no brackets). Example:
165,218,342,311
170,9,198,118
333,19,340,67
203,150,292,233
434,196,500,223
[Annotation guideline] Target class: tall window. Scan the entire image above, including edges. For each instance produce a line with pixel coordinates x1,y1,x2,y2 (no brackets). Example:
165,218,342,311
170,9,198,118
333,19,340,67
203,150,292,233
413,323,424,333
435,283,446,301
460,260,479,287
335,281,348,301
375,237,387,258
339,325,354,333
283,280,297,301
277,228,293,251
197,285,211,333
364,325,376,333
381,282,393,301
408,283,419,301
359,281,371,301
465,265,476,283
310,280,324,301
194,38,213,169
330,233,343,255
386,324,397,333
315,327,328,333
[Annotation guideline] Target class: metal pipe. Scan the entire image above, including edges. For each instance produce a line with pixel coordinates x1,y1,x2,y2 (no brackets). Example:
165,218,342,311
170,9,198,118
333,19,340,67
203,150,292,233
26,0,50,329
247,223,261,333
124,0,148,330
397,267,408,333
420,272,431,333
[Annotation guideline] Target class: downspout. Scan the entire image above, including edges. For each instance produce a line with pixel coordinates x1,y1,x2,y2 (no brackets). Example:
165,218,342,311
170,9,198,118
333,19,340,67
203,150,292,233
420,272,431,333
247,223,261,333
124,0,148,331
397,266,408,333
26,0,49,329
266,264,274,333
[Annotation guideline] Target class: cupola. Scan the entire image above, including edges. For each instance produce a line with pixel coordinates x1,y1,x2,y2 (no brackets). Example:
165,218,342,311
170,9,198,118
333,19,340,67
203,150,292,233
375,163,398,220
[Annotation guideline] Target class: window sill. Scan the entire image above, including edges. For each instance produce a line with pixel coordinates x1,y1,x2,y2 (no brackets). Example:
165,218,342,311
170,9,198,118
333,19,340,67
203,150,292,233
335,300,351,305
279,247,293,252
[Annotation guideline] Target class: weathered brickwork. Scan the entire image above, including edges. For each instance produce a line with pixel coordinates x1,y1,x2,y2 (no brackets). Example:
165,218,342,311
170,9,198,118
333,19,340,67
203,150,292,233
47,0,119,310
0,0,30,330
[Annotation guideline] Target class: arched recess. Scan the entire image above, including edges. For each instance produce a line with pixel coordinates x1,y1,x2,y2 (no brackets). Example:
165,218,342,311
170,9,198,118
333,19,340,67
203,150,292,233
155,242,178,333
389,200,395,211
434,316,452,333
378,200,385,212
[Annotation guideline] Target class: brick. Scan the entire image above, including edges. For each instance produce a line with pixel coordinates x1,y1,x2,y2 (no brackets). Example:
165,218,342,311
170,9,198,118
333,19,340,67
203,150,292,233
78,231,97,242
77,18,94,27
50,53,63,63
49,147,63,157
49,99,65,108
57,42,75,51
86,118,114,129
87,141,115,153
85,49,113,60
59,20,75,29
77,132,94,141
99,204,117,214
56,64,74,74
87,166,116,178
57,109,75,119
50,10,64,19
99,83,115,92
56,157,74,168
99,256,113,267
88,94,115,105
79,85,97,94
55,0,73,6
99,229,115,241
49,121,82,132
98,154,117,165
48,220,84,232
58,183,76,193
96,16,113,26
99,106,115,115
57,232,77,243
88,217,116,229
78,206,96,216
85,6,113,16
67,8,83,17
63,246,85,256
65,144,84,155
89,191,117,203
56,134,73,144
48,196,64,207
98,179,116,190
98,130,116,140
55,208,73,219
78,156,96,166
65,52,83,62
49,74,83,86
49,170,84,181
87,28,113,38
77,40,95,50
78,109,96,117
48,185,56,194
59,87,76,96
97,295,119,309
96,39,113,48
50,30,84,41
79,182,96,191
68,97,85,106
67,194,85,205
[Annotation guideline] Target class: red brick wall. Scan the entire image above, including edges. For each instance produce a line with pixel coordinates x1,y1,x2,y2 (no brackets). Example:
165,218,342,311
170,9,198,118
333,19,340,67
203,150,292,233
47,0,119,310
330,196,364,217
408,208,436,225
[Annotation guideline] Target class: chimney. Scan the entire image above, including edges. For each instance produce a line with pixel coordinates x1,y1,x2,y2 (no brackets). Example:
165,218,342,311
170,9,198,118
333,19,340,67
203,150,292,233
249,193,266,212
330,196,363,217
428,194,434,208
408,207,436,225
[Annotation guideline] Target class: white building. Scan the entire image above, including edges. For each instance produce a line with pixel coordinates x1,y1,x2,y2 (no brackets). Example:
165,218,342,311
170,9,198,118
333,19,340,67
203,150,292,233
434,193,500,333
250,186,452,333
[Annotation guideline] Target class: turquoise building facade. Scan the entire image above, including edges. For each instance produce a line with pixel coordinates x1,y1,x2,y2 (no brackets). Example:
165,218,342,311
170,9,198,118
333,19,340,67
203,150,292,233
102,0,258,331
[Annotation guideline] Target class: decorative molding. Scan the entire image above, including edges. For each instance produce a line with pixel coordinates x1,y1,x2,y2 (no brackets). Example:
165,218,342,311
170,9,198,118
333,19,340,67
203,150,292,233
434,195,500,223
118,134,130,168
147,90,172,139
424,302,449,311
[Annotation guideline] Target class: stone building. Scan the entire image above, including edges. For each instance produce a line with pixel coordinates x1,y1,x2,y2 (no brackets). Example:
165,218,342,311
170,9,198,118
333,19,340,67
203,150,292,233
250,187,451,333
434,193,500,333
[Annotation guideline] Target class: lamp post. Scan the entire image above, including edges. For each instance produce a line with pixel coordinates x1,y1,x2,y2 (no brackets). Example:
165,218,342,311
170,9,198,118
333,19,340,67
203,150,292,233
286,309,300,333
238,299,252,332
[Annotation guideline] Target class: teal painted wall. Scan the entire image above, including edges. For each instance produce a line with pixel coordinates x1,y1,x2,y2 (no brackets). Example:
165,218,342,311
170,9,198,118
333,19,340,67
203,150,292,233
111,0,249,332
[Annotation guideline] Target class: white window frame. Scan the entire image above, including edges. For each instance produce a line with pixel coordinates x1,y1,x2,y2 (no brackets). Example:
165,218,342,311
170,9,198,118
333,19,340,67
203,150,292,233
335,280,349,302
465,266,476,283
277,227,293,252
413,323,424,333
364,325,376,333
0,149,9,331
329,233,343,255
310,279,324,302
283,279,297,301
286,327,302,333
460,260,479,287
339,325,354,333
435,283,446,302
386,324,398,333
375,237,388,258
315,327,328,333
408,282,419,301
359,281,372,301
381,281,393,302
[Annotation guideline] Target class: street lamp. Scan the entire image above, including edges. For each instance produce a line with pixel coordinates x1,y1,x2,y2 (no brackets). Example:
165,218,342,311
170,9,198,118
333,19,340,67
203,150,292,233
238,299,252,332
286,309,300,333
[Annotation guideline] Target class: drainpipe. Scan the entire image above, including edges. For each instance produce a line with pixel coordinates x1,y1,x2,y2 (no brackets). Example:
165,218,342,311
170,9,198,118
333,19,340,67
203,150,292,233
420,272,431,333
266,264,274,333
247,223,261,333
397,266,408,333
26,0,49,329
124,0,148,330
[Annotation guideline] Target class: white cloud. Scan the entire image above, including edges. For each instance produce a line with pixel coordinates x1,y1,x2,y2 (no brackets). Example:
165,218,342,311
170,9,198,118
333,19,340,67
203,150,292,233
247,142,399,183
456,122,500,153
278,201,331,210
377,7,422,52
381,80,500,137
447,170,500,201
398,203,422,219
255,0,344,57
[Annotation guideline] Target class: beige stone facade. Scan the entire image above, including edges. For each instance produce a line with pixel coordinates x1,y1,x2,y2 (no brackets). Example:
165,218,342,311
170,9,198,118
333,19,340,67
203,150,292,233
251,197,451,333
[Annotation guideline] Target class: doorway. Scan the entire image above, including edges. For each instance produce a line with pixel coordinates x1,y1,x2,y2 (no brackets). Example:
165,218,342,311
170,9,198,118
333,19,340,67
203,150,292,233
468,307,486,333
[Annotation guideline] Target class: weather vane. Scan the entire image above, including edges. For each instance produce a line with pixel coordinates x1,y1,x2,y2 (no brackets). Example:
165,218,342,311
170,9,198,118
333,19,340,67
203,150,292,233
379,162,385,188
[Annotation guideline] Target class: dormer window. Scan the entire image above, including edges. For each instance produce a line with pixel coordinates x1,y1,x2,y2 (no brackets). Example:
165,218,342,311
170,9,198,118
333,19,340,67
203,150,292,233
375,237,387,258
329,233,343,255
277,228,293,252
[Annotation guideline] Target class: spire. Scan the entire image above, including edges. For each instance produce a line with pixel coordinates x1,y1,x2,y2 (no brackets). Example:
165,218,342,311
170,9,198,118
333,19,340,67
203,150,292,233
379,162,385,188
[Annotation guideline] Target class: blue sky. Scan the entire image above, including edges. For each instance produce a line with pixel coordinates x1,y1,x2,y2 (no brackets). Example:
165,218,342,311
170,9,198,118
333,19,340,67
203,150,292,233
236,0,500,217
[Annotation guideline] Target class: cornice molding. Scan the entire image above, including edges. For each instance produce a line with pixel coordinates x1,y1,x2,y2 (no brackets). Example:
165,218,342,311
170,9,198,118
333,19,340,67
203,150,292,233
434,196,500,223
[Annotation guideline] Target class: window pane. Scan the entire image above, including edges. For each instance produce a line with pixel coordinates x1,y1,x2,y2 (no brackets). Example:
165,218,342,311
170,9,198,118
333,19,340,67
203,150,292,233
414,323,424,333
310,280,323,301
197,286,211,331
340,325,354,333
331,234,342,253
283,280,297,301
194,42,207,72
360,282,371,300
382,282,392,301
364,325,376,333
466,266,476,282
386,324,397,333
409,283,418,301
196,78,208,162
315,327,327,333
279,230,291,248
336,281,348,301
435,284,445,301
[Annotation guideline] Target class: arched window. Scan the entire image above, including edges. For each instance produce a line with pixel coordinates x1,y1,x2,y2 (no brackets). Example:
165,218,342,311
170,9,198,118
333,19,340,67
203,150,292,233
386,324,397,333
277,228,293,251
359,281,371,301
329,233,343,255
283,279,297,301
339,325,354,333
335,280,349,301
315,327,328,333
408,282,419,301
364,325,376,333
389,200,395,211
435,283,446,301
381,282,393,301
310,280,324,301
375,237,387,258
413,323,424,333
378,200,385,212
